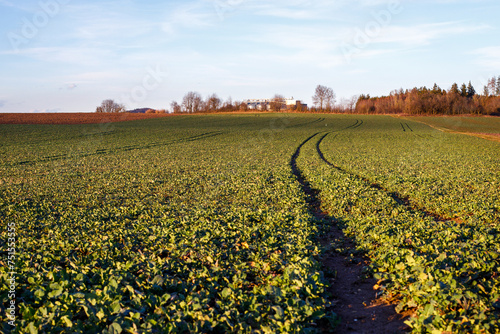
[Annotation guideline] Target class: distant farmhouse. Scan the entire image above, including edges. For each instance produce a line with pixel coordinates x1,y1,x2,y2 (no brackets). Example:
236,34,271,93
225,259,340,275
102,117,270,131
243,98,307,111
285,98,308,110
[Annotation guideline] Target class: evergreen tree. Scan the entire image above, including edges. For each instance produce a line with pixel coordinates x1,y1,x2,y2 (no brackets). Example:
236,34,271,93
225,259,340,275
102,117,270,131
466,81,476,98
460,83,467,97
450,83,460,95
432,83,442,94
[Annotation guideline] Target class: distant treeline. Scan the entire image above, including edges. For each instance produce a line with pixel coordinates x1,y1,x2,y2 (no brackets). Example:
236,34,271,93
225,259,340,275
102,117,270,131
167,78,500,115
97,77,500,115
353,77,500,116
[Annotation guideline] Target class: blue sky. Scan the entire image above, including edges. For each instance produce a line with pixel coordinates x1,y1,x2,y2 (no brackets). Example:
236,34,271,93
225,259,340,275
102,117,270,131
0,0,499,112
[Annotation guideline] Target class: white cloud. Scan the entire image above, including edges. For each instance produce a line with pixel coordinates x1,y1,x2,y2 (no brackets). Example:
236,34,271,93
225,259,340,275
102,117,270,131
0,0,32,11
251,3,323,20
254,7,315,20
472,46,500,70
241,1,352,21
247,0,405,20
29,108,61,113
67,71,131,85
373,22,489,46
337,21,490,63
249,25,343,49
239,25,346,68
162,2,215,36
60,2,160,45
1,46,113,66
0,0,14,7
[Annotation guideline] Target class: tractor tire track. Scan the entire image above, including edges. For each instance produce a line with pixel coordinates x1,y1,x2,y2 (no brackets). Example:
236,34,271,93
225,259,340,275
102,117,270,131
290,133,408,334
290,133,322,212
288,117,326,128
400,123,413,132
316,132,449,222
351,119,364,129
8,131,224,167
339,119,364,131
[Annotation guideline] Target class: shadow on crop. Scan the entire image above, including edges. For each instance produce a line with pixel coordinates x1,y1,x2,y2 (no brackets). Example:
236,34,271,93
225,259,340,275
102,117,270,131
289,132,410,333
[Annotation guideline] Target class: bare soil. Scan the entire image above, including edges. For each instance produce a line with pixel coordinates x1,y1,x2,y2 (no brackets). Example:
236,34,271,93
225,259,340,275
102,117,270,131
320,223,411,334
0,112,174,125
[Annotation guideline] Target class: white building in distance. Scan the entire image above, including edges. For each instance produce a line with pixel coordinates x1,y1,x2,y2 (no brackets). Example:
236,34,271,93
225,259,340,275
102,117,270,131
244,98,273,110
243,97,307,110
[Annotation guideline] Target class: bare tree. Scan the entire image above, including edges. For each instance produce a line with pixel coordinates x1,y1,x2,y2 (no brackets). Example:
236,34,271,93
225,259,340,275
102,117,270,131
236,101,247,111
195,97,205,113
312,85,336,111
95,99,126,113
485,77,498,97
222,96,233,112
270,94,285,112
182,91,203,113
170,101,181,113
338,97,348,112
484,85,491,97
337,96,358,113
347,95,358,113
206,93,222,112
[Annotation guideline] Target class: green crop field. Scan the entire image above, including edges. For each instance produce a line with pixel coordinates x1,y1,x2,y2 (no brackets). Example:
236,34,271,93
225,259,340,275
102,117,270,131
1,114,499,333
402,116,500,139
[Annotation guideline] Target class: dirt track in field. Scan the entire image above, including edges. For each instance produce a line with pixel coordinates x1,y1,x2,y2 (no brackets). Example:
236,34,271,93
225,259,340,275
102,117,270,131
0,113,174,125
290,132,410,333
